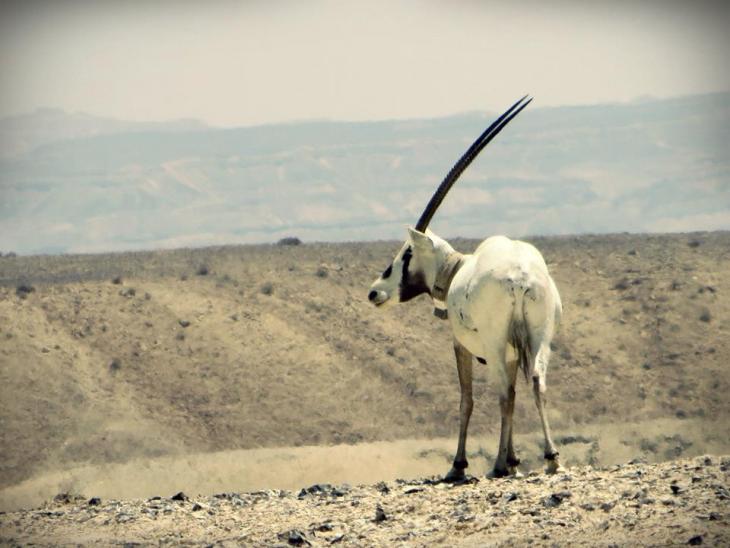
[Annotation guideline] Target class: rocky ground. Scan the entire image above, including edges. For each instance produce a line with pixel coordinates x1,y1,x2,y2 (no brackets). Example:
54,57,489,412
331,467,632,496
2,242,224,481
1,455,727,546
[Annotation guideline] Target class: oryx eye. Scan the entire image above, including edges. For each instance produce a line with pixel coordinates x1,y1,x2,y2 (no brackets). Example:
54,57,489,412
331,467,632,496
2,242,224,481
382,265,392,279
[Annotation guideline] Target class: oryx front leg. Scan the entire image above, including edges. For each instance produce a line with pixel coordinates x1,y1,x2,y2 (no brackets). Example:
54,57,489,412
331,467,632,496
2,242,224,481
532,343,563,474
444,341,473,483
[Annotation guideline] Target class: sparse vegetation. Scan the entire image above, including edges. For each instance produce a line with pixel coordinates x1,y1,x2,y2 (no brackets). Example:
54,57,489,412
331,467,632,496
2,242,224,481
260,281,274,295
196,264,209,276
277,237,302,246
15,284,35,298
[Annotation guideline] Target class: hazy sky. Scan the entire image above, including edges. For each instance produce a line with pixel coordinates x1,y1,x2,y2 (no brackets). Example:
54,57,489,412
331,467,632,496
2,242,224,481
1,0,729,127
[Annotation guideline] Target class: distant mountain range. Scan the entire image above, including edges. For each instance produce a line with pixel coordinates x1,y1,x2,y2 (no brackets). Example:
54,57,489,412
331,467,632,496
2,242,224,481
1,93,729,255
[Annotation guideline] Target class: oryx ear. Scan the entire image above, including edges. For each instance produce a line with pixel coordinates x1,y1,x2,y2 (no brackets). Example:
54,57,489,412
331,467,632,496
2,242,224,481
407,227,434,253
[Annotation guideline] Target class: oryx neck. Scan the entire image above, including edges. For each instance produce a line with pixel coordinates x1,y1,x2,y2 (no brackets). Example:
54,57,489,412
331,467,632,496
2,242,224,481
432,250,465,302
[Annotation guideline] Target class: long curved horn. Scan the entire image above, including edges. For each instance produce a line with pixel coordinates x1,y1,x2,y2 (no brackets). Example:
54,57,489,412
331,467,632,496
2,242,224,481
414,95,533,232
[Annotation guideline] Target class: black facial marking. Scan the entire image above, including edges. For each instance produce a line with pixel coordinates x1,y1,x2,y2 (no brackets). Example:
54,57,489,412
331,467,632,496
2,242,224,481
399,246,430,302
382,264,392,279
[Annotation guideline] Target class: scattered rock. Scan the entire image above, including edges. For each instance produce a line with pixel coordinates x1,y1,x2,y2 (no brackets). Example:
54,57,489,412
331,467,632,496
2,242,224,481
52,493,84,505
171,492,188,502
542,491,572,508
613,279,631,291
279,529,310,546
118,287,136,297
277,237,302,246
88,497,101,506
191,503,203,512
178,319,191,328
108,358,121,372
600,501,616,512
557,434,594,445
374,505,387,523
687,239,702,248
315,266,329,278
688,534,704,545
297,484,348,498
260,282,274,295
197,265,209,276
699,309,712,323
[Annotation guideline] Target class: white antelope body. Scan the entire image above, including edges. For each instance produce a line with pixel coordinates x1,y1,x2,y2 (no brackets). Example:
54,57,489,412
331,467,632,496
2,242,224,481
368,97,564,479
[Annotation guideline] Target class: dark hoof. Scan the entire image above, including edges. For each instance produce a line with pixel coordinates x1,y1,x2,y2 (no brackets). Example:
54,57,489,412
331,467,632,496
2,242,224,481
443,467,466,483
488,467,511,479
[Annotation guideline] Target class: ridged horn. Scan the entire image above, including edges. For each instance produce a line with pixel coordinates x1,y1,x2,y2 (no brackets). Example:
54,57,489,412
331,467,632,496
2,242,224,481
414,95,533,232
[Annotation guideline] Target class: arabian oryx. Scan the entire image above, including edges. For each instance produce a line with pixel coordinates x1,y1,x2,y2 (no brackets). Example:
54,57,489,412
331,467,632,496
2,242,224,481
368,96,563,481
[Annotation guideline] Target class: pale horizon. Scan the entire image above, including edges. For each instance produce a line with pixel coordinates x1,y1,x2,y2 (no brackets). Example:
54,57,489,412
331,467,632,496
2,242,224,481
2,0,729,127
1,1,729,254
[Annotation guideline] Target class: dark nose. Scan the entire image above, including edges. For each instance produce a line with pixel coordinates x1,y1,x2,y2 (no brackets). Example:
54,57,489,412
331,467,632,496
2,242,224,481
368,290,378,302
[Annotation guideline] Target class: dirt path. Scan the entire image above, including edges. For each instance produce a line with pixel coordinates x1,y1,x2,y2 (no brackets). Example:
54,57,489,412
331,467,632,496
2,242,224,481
1,456,727,546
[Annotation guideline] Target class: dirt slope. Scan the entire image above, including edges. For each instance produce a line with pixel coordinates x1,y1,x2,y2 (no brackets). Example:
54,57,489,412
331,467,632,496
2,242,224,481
0,232,728,508
1,456,727,546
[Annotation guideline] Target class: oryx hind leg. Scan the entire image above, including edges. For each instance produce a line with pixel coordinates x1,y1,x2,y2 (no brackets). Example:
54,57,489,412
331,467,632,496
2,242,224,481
531,342,563,474
505,358,523,477
490,353,520,478
444,340,473,483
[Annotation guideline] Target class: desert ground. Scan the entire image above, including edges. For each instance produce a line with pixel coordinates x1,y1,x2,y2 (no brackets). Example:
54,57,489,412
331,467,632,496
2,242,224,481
0,231,728,545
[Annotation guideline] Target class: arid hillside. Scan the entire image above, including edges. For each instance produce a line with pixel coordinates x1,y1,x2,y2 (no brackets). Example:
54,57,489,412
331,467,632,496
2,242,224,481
0,232,728,511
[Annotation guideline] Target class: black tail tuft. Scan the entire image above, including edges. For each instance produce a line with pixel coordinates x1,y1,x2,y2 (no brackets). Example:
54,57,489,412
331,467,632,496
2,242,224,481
509,318,533,382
